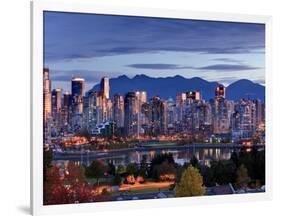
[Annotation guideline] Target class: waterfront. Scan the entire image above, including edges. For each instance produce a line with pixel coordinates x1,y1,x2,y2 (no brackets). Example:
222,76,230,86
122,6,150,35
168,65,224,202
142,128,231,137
52,143,265,167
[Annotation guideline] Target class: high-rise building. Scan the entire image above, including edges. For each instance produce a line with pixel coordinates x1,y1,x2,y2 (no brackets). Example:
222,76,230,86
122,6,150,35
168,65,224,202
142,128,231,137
100,77,110,99
113,94,124,128
71,78,85,131
176,93,186,106
231,99,256,141
186,91,201,101
99,77,111,122
135,91,148,136
71,77,85,114
83,90,104,133
215,84,226,99
71,77,85,97
124,92,138,136
43,68,52,123
51,88,62,133
254,99,263,127
175,93,186,123
63,92,72,109
61,92,71,131
43,68,52,142
135,91,147,104
210,96,232,134
147,96,166,135
166,97,176,132
51,88,62,116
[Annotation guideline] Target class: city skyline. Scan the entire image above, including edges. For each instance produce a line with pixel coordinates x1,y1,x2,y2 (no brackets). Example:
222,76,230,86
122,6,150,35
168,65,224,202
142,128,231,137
43,12,266,205
44,68,265,140
44,12,265,92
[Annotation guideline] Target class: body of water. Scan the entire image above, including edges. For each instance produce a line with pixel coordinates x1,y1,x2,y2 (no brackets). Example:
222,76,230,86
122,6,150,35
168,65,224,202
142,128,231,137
52,146,241,167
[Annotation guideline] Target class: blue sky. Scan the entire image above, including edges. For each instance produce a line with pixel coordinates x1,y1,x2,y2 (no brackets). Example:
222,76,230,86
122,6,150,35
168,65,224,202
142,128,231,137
44,11,265,91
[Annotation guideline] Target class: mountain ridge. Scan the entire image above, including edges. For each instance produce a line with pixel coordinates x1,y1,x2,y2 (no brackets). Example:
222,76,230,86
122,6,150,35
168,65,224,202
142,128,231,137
91,75,265,101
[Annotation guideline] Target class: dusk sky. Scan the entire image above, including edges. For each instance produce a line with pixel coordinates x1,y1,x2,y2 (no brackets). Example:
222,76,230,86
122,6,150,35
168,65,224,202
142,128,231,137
44,11,265,92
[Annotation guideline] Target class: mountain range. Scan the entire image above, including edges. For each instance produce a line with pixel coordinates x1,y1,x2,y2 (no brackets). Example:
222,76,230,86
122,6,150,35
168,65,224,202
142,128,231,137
91,74,265,101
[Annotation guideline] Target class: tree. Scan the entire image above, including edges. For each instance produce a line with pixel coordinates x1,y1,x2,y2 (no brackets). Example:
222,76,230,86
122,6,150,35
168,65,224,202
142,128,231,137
43,148,53,182
107,162,116,176
113,174,122,185
150,153,175,179
190,155,199,168
154,161,176,181
117,164,126,174
43,162,93,205
236,164,250,189
139,155,149,178
200,165,215,187
175,165,205,197
85,160,107,185
211,160,236,185
126,163,138,177
230,151,239,167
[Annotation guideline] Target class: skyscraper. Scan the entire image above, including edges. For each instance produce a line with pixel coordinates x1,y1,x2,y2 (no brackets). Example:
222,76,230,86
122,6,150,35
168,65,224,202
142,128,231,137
212,98,232,134
61,92,71,130
100,77,110,99
51,88,62,132
147,96,166,135
71,77,85,131
215,84,226,99
232,99,256,141
186,91,201,101
51,88,62,116
43,68,52,123
135,91,147,104
113,94,124,128
176,93,186,123
71,77,85,97
71,77,85,114
254,99,263,127
83,90,104,132
43,68,52,142
124,92,138,136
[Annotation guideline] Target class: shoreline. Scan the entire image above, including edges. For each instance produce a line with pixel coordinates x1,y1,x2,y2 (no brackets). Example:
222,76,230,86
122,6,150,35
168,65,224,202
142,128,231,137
53,143,265,161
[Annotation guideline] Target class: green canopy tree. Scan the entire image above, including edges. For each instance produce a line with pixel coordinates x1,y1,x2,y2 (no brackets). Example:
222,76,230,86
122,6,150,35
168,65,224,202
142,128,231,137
85,160,107,185
236,164,251,189
126,163,138,177
190,155,199,168
175,165,205,197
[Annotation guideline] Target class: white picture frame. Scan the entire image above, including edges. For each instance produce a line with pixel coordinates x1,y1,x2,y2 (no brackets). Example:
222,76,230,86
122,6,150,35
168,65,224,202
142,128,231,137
31,0,272,215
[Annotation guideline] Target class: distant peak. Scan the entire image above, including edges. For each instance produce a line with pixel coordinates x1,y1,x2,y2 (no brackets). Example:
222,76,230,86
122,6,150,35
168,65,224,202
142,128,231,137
190,77,204,81
173,75,184,79
117,75,129,79
133,74,150,79
230,79,254,85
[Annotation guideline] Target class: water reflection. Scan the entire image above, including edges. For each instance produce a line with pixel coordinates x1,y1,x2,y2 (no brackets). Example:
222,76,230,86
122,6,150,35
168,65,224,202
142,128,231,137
52,148,235,167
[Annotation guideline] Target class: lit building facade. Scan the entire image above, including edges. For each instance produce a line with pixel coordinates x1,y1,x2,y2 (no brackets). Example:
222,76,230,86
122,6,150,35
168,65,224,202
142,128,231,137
100,77,110,99
43,68,52,123
231,99,256,141
124,92,138,136
43,68,52,142
113,94,124,128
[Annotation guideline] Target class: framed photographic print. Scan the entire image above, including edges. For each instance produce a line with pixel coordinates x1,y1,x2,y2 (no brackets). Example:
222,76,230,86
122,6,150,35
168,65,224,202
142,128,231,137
31,0,272,215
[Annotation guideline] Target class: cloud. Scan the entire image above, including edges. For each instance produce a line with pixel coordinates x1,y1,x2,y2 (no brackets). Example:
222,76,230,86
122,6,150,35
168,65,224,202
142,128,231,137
44,12,265,61
126,63,260,72
213,58,243,64
126,64,193,70
198,64,259,71
50,69,122,83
